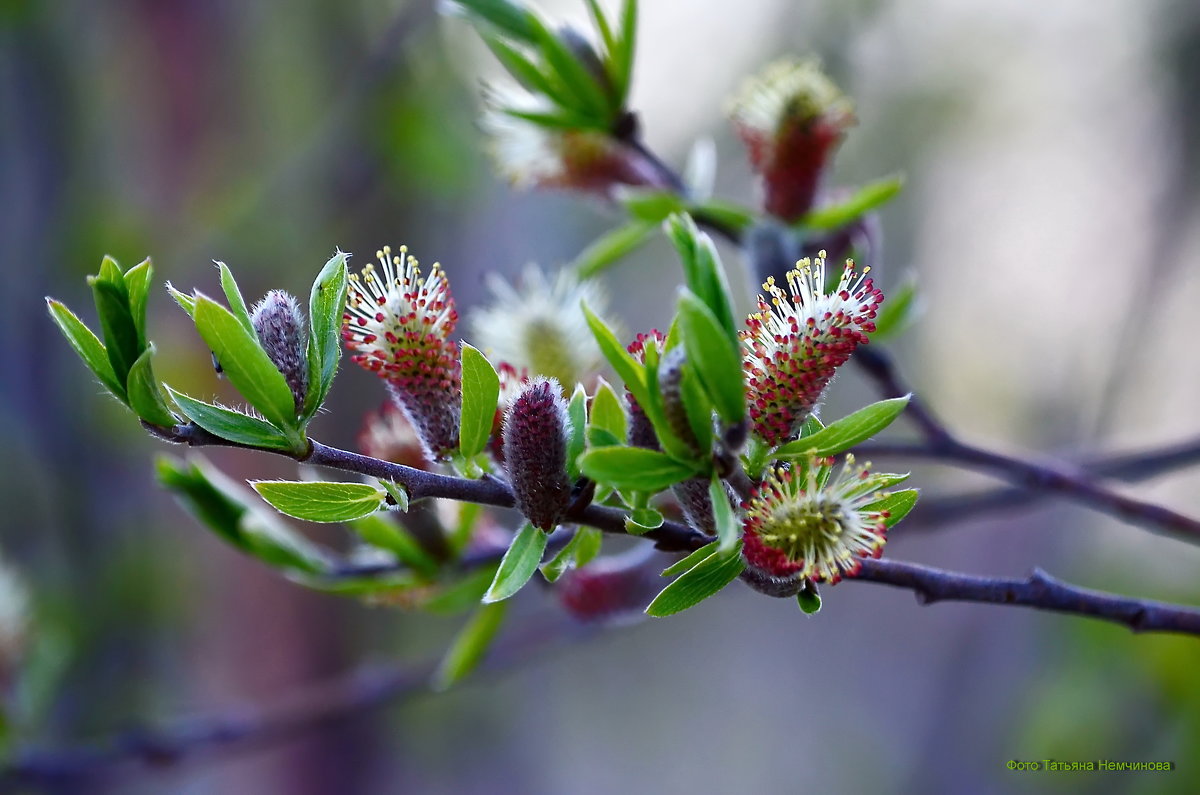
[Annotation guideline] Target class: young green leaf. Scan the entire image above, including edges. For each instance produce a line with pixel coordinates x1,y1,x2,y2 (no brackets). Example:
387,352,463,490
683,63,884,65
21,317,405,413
660,541,717,577
167,388,299,452
618,189,687,223
566,383,587,480
678,362,715,453
123,258,153,349
527,15,611,123
540,526,602,583
579,446,700,492
347,515,438,577
677,290,745,425
448,0,538,43
798,175,904,231
459,343,501,458
572,221,655,279
216,261,255,336
862,488,919,528
482,523,548,603
433,601,509,691
126,345,177,428
709,475,740,554
482,34,569,105
425,564,498,615
156,456,331,574
624,506,664,535
46,299,126,401
589,378,627,441
646,541,745,617
687,199,757,238
167,283,197,317
611,0,637,102
303,251,349,419
252,480,387,523
582,302,648,406
89,276,140,385
583,0,615,55
774,396,910,459
193,295,298,431
294,572,422,597
665,213,737,339
871,275,920,342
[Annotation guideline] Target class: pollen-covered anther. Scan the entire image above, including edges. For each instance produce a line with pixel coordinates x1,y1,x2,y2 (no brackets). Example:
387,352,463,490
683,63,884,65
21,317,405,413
503,377,572,532
251,290,308,412
343,245,461,458
741,251,883,446
741,455,890,584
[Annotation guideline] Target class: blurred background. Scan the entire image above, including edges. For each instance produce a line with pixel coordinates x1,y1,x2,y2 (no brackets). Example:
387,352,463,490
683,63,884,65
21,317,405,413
3,0,1200,792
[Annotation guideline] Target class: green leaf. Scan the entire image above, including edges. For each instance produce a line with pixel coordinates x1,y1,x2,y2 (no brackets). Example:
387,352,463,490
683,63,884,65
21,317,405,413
646,541,745,617
566,383,587,481
482,523,548,603
483,34,569,105
193,295,299,432
572,221,655,279
215,261,255,337
583,0,615,55
871,275,919,342
624,506,664,534
579,446,699,492
666,214,737,340
660,541,717,577
618,189,686,223
425,564,498,615
459,343,501,458
688,199,757,237
797,587,822,615
89,276,140,384
799,175,904,231
589,378,627,441
678,362,715,453
347,515,438,577
123,258,153,349
167,283,197,317
98,254,125,286
501,106,596,131
527,14,611,123
677,290,745,425
582,302,648,407
156,456,331,574
586,426,623,449
167,388,298,452
862,488,919,528
252,480,386,523
126,345,176,427
774,396,911,459
46,299,126,401
709,475,739,554
434,602,509,690
379,480,410,512
448,0,538,43
294,572,422,597
303,251,349,420
611,0,637,102
540,526,602,583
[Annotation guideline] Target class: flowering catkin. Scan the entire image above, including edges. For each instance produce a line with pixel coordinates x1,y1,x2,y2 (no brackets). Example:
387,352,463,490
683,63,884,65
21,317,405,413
503,377,572,532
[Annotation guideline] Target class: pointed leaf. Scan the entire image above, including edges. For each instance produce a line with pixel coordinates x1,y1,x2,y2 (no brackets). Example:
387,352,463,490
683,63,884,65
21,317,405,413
540,526,602,583
799,175,904,231
797,587,822,615
303,252,349,419
347,515,438,577
167,283,197,317
666,214,737,340
482,523,548,603
460,343,501,458
126,345,176,427
252,480,386,523
775,396,911,459
46,299,126,401
582,302,648,407
167,388,298,452
566,383,587,480
216,261,255,336
646,541,744,617
579,446,699,492
572,220,655,279
89,277,140,384
862,488,919,528
193,295,298,431
123,258,153,349
589,378,627,441
434,602,509,690
677,290,745,425
448,0,538,42
660,540,717,577
709,475,739,554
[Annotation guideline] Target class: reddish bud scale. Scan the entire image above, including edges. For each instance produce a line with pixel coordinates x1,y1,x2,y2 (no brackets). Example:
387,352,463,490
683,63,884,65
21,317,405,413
343,246,461,459
251,290,308,412
503,378,572,532
742,253,883,447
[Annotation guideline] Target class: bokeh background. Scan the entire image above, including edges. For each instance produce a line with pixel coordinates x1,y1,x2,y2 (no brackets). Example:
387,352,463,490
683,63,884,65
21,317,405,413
3,0,1200,792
